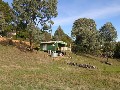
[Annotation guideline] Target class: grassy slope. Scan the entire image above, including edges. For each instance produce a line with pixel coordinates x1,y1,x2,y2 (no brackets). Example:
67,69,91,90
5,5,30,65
0,45,120,90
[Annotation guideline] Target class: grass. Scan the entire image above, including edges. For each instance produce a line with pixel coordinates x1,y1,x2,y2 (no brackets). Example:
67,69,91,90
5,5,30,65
0,44,120,90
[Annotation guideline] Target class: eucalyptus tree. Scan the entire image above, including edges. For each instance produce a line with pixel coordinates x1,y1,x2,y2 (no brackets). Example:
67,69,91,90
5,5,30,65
99,22,117,61
12,0,58,50
0,0,13,23
99,22,117,42
0,12,5,32
71,18,99,53
0,0,13,35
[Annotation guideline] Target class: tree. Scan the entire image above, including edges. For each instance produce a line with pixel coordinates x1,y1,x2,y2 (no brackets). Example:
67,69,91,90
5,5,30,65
54,25,72,46
99,22,117,61
43,31,51,41
99,22,117,42
61,34,73,47
71,18,99,53
15,21,28,39
54,26,65,40
0,11,5,33
0,0,13,23
0,0,13,35
34,28,52,42
12,0,58,51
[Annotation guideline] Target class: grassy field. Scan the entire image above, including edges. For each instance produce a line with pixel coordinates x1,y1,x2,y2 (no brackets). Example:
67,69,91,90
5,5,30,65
0,44,120,90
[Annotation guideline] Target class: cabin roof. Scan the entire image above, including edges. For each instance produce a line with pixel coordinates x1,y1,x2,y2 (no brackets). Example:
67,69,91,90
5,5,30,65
40,41,67,45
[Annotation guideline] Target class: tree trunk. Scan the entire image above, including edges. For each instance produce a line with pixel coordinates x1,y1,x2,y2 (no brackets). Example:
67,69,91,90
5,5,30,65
106,56,109,62
29,32,33,51
106,52,109,62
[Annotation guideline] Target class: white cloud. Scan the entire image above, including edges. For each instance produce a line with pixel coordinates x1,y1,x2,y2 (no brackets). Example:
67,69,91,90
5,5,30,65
53,5,120,26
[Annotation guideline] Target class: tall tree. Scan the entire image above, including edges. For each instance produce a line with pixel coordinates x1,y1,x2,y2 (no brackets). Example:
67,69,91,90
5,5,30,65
0,0,13,35
54,25,65,41
43,31,51,41
99,22,117,61
71,18,99,53
54,25,72,46
12,0,58,50
0,0,13,23
0,11,5,33
99,22,117,42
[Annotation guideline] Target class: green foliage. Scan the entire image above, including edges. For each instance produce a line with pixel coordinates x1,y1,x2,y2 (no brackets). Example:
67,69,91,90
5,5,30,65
12,0,58,50
114,42,120,58
61,34,72,46
99,22,117,42
12,0,58,28
0,0,13,23
0,12,5,32
99,22,117,59
54,25,72,46
43,31,51,41
0,0,13,34
17,30,29,40
54,26,65,40
32,27,51,44
71,18,100,53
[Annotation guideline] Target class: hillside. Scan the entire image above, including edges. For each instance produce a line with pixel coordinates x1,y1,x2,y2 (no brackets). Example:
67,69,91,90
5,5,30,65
0,45,120,90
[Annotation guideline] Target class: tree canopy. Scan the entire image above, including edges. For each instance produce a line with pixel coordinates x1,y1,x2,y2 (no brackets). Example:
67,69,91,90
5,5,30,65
12,0,57,28
54,26,65,41
54,25,72,46
71,18,99,53
99,22,117,60
12,0,58,50
99,22,117,42
0,0,13,34
0,0,13,23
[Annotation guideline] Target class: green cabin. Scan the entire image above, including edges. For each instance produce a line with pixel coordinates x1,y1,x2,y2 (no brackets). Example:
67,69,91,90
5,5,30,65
40,41,67,52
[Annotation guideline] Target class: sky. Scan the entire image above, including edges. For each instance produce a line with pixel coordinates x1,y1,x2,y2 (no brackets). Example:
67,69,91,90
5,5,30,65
4,0,120,41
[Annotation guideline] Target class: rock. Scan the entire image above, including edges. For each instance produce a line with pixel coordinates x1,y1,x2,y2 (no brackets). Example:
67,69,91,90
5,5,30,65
67,62,96,69
105,62,112,65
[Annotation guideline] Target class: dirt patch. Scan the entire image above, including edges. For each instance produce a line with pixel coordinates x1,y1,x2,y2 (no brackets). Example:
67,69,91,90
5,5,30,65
0,37,30,52
0,37,7,41
1,65,22,70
